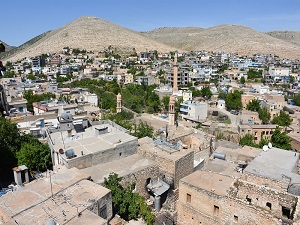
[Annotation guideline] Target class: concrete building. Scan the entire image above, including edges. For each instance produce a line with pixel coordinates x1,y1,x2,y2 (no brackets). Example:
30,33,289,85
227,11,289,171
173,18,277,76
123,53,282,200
240,110,260,125
0,167,112,225
180,101,208,122
47,120,137,169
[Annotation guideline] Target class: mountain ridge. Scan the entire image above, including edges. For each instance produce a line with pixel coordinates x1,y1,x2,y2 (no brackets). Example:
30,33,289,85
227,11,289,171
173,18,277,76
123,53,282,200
2,17,300,61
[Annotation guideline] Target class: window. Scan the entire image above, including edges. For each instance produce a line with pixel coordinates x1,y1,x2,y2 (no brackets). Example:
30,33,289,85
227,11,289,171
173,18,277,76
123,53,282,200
282,206,291,219
234,215,238,222
246,195,252,203
186,193,191,203
266,202,272,210
213,205,219,216
99,205,107,219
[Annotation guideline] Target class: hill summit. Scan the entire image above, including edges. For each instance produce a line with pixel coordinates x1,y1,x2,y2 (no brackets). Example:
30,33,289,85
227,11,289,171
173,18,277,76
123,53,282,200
5,16,176,61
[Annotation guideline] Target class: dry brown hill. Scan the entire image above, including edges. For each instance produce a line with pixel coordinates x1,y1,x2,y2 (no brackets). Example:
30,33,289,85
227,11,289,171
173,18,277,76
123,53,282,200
4,16,176,62
141,27,204,49
266,31,300,47
144,24,300,59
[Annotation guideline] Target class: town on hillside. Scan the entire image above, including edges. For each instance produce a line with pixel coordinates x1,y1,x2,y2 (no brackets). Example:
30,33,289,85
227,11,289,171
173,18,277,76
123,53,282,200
1,46,300,225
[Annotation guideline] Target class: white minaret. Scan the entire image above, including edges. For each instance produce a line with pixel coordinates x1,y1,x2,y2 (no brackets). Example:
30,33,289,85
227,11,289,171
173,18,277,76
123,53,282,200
116,93,122,113
169,95,176,126
173,51,178,92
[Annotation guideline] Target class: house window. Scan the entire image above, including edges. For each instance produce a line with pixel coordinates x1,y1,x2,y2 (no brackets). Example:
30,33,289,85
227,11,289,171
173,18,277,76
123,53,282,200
213,205,219,216
99,204,107,219
266,131,269,135
266,202,272,210
186,193,191,203
282,206,291,219
246,195,252,203
234,215,238,222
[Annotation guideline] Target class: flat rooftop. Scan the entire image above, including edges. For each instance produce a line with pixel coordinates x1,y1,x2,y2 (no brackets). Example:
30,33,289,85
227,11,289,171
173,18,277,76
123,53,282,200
204,159,242,178
0,168,110,225
215,144,262,163
138,137,193,162
81,154,157,184
181,170,234,196
50,123,137,159
244,147,300,181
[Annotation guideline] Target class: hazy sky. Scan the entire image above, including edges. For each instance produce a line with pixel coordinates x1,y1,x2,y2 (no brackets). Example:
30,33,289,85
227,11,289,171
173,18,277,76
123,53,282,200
2,0,300,46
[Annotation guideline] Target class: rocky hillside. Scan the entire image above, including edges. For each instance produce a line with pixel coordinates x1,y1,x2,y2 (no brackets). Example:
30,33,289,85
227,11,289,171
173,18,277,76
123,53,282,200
0,41,15,53
4,16,176,62
141,27,204,49
144,24,300,59
266,31,300,47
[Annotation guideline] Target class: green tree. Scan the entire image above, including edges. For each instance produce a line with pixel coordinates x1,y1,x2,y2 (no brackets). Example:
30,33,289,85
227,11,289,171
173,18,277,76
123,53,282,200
104,173,155,225
133,121,154,138
0,118,21,171
272,111,292,127
200,86,213,99
271,127,291,150
293,94,300,106
162,96,170,112
225,90,242,111
246,99,260,112
239,134,258,148
258,107,270,124
23,90,56,112
16,135,52,171
289,76,295,84
240,76,246,84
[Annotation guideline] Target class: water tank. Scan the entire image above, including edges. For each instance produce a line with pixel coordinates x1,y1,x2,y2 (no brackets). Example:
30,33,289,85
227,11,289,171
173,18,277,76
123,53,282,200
212,152,226,160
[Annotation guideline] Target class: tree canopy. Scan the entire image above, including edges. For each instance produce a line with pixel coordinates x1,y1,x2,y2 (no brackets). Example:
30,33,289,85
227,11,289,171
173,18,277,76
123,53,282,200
272,111,292,127
271,127,291,150
0,118,52,175
104,173,155,225
225,90,242,110
258,107,270,124
246,99,260,112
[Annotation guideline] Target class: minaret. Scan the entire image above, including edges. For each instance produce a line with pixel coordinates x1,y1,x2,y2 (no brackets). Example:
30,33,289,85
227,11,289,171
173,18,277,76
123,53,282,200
173,51,178,92
169,95,176,126
116,93,122,113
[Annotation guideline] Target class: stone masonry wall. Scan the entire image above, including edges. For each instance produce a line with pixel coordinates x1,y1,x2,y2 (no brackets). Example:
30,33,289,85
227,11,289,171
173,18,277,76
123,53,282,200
174,151,194,189
121,165,161,198
234,179,298,219
177,180,280,225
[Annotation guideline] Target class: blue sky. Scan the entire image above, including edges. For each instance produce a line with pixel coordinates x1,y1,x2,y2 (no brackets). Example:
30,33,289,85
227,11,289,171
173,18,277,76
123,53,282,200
1,0,300,46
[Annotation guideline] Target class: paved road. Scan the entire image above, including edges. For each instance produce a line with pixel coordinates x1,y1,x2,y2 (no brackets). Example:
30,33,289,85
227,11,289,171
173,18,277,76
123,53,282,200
208,107,241,126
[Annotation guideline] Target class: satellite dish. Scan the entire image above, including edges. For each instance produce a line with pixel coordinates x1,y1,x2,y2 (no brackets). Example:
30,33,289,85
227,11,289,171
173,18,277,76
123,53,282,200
268,142,272,148
263,145,268,152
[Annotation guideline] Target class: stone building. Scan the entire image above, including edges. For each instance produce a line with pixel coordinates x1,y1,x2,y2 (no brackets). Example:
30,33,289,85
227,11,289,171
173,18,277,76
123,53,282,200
177,143,300,225
238,124,278,143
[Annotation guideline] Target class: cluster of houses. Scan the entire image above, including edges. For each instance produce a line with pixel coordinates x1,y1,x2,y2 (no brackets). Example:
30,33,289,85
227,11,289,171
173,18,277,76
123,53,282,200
1,48,300,224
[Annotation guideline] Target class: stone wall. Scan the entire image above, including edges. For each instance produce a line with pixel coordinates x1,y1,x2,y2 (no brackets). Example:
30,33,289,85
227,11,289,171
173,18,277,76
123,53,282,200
234,179,298,219
241,172,284,191
88,191,113,221
121,165,161,198
174,151,194,189
177,180,280,225
63,139,138,169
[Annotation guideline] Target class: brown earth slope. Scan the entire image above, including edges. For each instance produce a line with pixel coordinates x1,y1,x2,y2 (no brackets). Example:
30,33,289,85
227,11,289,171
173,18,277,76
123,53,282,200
4,16,176,62
144,24,300,59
